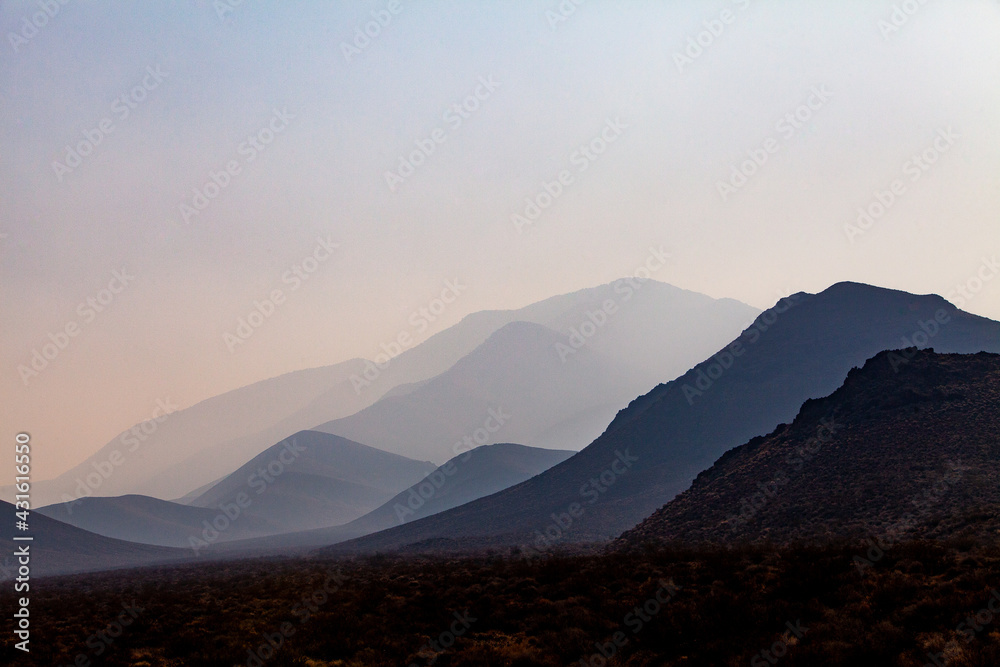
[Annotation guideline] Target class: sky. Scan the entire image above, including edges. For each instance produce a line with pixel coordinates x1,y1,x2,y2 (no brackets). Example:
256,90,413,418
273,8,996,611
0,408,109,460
2,0,999,480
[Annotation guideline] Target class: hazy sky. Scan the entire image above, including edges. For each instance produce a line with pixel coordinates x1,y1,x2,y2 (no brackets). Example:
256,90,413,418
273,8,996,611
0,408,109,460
3,0,999,480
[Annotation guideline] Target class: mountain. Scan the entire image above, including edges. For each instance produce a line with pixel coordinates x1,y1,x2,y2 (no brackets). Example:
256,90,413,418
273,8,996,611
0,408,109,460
11,280,755,505
328,283,1000,553
316,281,760,463
314,321,638,462
186,430,435,533
36,431,436,549
0,500,185,579
5,359,373,506
35,494,279,548
213,443,574,552
618,349,1000,546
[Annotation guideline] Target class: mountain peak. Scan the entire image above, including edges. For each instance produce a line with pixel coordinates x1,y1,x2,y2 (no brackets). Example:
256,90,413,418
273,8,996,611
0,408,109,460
618,349,1000,547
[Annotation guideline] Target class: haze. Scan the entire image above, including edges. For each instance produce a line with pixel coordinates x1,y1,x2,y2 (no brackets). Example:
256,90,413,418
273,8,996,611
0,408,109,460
2,0,999,480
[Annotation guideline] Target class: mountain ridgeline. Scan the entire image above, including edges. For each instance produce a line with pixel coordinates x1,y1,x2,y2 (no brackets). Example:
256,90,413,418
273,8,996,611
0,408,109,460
11,279,757,506
329,283,1000,553
618,349,1000,547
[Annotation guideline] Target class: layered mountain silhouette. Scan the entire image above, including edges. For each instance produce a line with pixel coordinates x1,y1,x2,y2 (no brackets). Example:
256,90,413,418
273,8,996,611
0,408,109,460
36,494,277,547
6,360,372,506
39,431,435,547
213,442,574,552
618,349,1000,546
11,280,755,505
0,500,186,578
328,283,1000,552
315,321,637,461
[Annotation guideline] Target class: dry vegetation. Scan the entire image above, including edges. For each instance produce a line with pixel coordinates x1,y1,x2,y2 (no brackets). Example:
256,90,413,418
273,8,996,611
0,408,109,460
4,541,1000,666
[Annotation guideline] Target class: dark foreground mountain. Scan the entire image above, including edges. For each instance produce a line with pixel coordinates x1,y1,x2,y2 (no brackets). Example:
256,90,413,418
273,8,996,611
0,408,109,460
214,443,574,552
619,349,1000,547
0,500,184,579
331,283,1000,552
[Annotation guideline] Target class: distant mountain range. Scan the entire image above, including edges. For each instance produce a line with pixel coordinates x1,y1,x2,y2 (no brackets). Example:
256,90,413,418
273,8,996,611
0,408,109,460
11,279,757,505
618,349,1000,547
0,500,185,579
213,442,574,553
39,431,435,547
314,321,636,461
20,281,1000,579
328,283,1000,553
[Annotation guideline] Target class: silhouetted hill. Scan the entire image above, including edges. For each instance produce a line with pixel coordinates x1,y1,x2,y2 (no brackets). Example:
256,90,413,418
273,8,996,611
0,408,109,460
619,349,1000,546
36,494,279,547
11,280,753,506
186,430,435,534
213,443,574,552
37,432,435,548
330,283,1000,552
0,500,185,579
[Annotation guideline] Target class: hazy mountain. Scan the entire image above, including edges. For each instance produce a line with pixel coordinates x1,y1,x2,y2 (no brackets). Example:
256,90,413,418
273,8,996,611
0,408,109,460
186,430,434,533
0,500,185,579
11,280,755,506
5,360,372,506
328,283,1000,553
36,494,279,548
314,321,637,461
212,443,574,552
36,431,434,548
315,282,759,463
618,349,1000,547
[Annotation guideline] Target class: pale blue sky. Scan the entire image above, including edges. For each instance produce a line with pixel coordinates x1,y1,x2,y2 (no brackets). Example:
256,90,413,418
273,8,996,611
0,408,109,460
3,0,999,478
